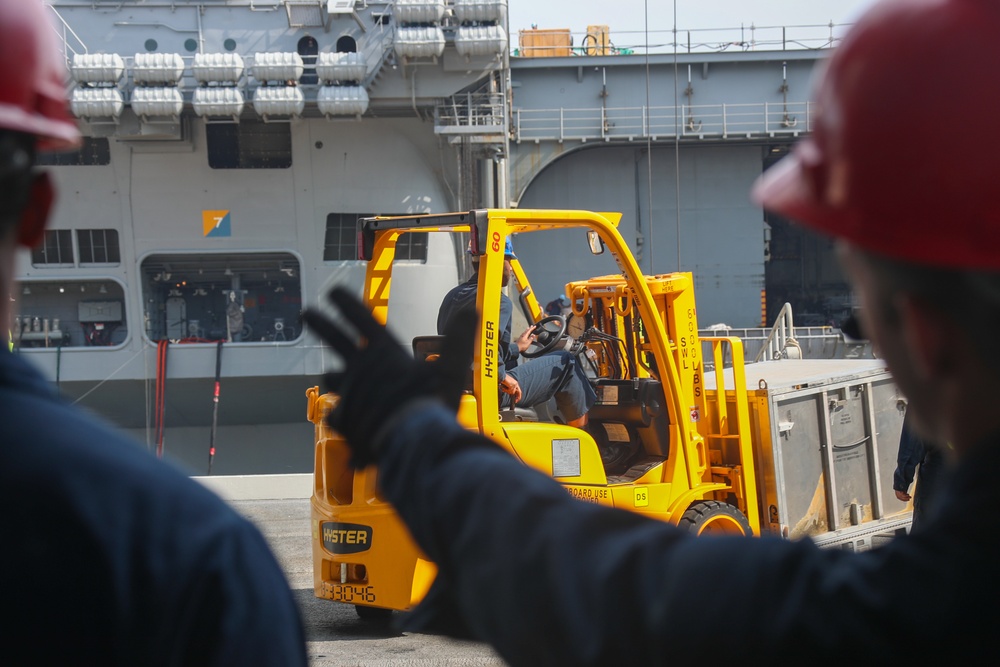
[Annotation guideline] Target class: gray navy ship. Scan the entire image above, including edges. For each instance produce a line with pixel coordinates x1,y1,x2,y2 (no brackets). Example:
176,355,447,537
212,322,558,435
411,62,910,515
23,0,512,474
20,1,860,476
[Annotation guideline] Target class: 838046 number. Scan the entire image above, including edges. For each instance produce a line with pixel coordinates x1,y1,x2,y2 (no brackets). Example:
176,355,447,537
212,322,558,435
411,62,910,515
325,583,377,604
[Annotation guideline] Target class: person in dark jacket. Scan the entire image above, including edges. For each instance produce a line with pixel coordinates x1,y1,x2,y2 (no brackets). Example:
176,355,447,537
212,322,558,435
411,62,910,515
437,238,595,427
894,412,945,529
0,2,307,663
305,0,999,661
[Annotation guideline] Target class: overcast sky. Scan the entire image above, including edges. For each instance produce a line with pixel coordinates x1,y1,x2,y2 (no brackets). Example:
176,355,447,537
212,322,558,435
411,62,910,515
507,0,882,51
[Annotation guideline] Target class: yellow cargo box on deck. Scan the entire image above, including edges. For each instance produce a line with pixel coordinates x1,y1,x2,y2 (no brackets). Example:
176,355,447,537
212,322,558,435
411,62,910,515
584,25,611,55
519,28,572,57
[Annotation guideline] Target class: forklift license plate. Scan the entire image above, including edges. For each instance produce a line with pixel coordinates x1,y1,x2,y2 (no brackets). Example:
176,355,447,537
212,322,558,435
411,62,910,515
321,581,377,604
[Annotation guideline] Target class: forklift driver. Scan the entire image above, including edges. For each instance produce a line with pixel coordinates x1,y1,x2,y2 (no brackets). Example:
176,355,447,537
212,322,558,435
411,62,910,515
437,238,596,428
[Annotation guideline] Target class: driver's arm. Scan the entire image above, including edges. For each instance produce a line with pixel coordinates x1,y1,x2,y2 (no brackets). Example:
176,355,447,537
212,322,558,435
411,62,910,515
499,295,520,366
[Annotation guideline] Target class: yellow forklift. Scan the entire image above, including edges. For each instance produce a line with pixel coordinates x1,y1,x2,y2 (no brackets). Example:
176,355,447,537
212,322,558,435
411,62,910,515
307,209,907,619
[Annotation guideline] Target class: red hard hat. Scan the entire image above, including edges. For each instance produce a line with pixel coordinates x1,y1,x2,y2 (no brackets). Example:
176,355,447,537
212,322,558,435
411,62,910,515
0,0,80,150
752,0,1000,271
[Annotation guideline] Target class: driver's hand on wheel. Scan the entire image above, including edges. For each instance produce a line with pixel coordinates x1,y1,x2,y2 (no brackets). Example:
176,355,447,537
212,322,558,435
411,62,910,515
516,326,537,354
301,287,477,468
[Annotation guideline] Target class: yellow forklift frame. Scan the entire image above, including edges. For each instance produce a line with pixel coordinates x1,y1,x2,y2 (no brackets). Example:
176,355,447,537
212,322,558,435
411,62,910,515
307,209,760,615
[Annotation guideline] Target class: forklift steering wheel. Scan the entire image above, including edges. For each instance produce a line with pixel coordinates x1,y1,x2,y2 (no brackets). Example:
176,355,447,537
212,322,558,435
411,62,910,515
522,315,568,359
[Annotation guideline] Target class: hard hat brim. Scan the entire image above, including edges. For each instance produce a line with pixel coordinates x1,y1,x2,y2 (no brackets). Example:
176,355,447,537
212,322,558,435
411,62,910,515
0,105,82,152
751,148,846,245
753,151,818,227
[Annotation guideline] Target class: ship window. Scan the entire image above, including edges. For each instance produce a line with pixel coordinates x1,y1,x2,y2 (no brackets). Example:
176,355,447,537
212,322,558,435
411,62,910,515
78,229,121,265
140,252,303,343
395,232,428,261
35,137,111,166
323,213,427,262
31,230,74,266
323,213,360,261
206,121,292,169
336,36,357,53
13,280,128,349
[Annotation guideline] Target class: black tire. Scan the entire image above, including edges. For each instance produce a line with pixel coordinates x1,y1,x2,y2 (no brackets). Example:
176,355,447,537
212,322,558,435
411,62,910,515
678,500,753,536
355,605,393,622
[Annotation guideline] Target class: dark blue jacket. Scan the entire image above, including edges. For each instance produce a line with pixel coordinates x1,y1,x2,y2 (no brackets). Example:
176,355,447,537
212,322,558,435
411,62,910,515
437,271,520,382
378,401,990,664
0,349,306,665
894,415,945,527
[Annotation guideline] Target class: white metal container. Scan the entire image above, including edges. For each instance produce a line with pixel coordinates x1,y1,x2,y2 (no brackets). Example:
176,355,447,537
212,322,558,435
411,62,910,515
130,86,184,118
316,52,367,84
455,25,508,57
394,0,446,24
707,358,911,549
252,52,305,83
317,85,370,116
132,52,185,85
71,53,125,85
453,0,506,23
70,87,124,119
253,85,305,118
193,87,246,118
192,53,245,84
394,26,446,59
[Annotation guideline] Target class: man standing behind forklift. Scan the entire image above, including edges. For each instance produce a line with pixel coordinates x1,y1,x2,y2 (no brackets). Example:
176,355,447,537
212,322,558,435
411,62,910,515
304,0,1000,661
437,237,595,428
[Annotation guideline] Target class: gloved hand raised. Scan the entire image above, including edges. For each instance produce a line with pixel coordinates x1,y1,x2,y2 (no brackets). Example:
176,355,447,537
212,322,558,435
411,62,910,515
301,287,477,468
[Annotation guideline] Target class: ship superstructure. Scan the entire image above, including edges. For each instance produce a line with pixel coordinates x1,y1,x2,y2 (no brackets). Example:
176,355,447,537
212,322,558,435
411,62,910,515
19,1,862,476
21,0,509,473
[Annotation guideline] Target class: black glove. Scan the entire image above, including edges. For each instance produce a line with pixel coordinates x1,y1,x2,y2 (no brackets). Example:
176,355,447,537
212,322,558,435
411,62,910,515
301,287,477,468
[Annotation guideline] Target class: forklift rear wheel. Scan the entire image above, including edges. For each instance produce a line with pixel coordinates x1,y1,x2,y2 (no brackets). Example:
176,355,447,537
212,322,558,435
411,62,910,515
355,605,393,622
679,500,753,536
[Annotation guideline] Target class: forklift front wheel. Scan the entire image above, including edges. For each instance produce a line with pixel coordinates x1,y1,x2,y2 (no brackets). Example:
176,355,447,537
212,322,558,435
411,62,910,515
679,500,753,537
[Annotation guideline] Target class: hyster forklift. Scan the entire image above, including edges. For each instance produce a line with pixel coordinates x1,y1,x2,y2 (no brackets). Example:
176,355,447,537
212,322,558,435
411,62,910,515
307,209,909,620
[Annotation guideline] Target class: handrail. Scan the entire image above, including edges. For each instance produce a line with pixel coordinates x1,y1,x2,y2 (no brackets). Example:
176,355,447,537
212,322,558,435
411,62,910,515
513,22,851,57
753,301,801,363
47,5,88,59
435,89,506,129
512,101,814,143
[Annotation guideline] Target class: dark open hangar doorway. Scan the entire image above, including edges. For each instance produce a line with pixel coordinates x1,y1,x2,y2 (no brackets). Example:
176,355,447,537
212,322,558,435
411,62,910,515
761,144,855,328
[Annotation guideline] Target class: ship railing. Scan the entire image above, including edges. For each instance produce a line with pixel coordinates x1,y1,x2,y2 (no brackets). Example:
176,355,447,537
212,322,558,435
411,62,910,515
512,101,813,143
701,327,873,371
47,4,89,59
513,22,850,57
360,18,399,90
753,301,799,363
698,301,873,371
435,89,506,134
